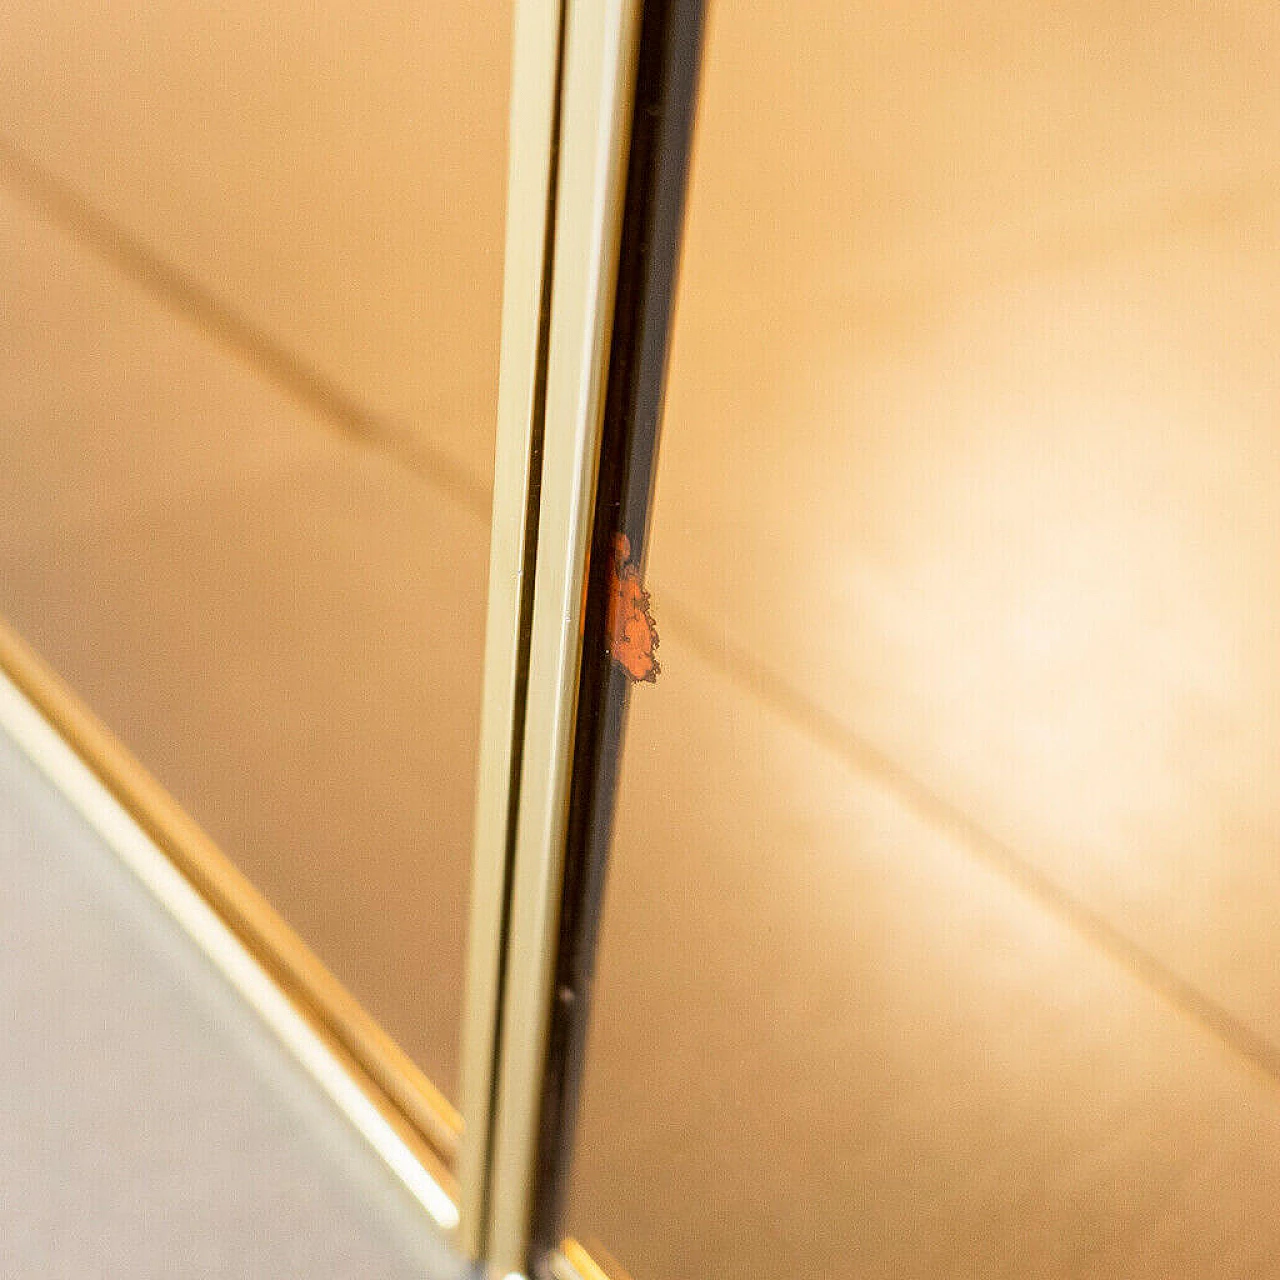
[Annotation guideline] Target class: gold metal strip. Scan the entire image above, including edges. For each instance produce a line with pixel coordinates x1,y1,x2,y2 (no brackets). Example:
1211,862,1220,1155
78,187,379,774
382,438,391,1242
0,618,461,1167
485,0,642,1270
551,1238,634,1280
0,641,458,1229
458,0,569,1259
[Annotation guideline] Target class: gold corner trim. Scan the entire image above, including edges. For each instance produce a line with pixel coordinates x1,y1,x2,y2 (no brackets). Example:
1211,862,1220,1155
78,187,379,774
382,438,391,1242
486,0,642,1268
0,615,462,1168
458,0,570,1258
554,1238,634,1280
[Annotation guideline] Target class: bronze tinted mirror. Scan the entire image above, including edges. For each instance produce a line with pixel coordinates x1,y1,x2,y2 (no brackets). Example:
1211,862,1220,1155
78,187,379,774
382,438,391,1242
0,0,516,1169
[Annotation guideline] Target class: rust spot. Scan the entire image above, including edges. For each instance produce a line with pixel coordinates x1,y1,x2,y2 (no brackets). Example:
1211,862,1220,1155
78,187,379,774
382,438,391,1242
607,533,659,683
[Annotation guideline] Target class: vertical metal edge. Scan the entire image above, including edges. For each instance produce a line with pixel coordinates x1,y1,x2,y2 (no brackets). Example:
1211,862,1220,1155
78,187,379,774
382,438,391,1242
459,0,567,1260
485,1,642,1272
528,1,706,1266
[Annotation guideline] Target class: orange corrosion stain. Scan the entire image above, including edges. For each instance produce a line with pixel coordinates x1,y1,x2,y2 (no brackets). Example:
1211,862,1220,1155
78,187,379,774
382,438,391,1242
607,533,660,683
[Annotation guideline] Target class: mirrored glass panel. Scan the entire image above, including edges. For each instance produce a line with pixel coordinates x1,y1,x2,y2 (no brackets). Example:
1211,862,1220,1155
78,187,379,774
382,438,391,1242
566,1,1280,1274
0,0,512,1107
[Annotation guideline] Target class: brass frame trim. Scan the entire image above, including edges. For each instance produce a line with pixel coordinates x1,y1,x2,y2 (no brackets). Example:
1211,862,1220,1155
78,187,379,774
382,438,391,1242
0,618,459,1228
485,0,642,1270
550,1239,633,1280
458,0,569,1259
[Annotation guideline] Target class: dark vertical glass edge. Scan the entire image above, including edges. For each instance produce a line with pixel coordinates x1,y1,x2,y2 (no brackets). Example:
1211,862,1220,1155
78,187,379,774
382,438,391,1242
528,0,706,1272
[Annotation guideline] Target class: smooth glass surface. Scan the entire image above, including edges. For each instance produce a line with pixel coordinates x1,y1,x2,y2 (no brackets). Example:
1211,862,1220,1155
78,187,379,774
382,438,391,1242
566,2,1280,1275
0,2,512,1101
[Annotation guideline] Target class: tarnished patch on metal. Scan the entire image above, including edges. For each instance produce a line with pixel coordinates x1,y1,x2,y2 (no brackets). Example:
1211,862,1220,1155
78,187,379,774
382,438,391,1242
606,534,659,683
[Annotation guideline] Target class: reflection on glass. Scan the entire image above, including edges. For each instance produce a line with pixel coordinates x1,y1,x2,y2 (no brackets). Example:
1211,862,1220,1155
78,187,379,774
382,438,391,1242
0,0,512,1104
566,2,1280,1275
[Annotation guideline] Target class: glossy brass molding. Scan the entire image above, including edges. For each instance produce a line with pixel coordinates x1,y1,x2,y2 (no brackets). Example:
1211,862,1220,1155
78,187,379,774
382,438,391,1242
485,0,642,1271
0,617,461,1203
458,0,569,1260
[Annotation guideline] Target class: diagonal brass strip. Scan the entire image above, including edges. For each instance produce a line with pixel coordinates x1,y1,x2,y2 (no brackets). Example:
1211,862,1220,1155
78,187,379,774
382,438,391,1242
0,615,462,1167
551,1237,634,1280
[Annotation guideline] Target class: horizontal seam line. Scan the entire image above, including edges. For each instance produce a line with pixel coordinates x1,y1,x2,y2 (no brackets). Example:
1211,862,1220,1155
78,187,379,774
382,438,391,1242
662,594,1280,1098
0,135,492,522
